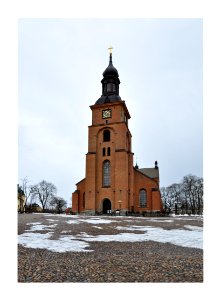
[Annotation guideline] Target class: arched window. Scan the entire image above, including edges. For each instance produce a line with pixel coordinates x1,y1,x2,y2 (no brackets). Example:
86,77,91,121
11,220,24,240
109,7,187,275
107,83,112,92
139,189,147,208
83,192,85,209
103,147,106,156
107,147,111,156
103,130,110,142
103,160,111,187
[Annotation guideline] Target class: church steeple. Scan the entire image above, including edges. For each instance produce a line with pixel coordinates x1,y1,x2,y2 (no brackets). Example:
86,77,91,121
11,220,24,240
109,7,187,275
95,47,121,105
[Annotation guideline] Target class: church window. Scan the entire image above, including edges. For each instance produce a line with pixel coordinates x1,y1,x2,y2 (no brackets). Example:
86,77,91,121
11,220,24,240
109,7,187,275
139,189,147,207
107,147,111,156
103,160,111,187
107,83,112,92
103,147,106,156
103,129,110,142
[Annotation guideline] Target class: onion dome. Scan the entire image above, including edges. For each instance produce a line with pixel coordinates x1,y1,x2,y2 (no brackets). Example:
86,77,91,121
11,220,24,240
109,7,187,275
95,47,121,105
102,53,119,77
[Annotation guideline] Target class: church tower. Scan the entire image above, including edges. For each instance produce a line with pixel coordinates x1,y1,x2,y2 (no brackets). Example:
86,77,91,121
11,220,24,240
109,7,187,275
72,49,162,215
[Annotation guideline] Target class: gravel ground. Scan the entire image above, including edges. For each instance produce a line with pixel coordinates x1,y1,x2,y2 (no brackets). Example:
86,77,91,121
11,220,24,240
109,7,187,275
18,213,203,283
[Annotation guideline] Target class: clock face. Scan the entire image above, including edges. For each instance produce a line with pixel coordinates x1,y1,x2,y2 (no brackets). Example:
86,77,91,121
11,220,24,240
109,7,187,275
102,109,112,119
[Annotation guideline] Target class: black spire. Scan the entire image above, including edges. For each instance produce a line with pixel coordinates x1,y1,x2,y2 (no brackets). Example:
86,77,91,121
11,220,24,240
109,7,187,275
135,163,139,170
102,52,119,77
95,48,121,105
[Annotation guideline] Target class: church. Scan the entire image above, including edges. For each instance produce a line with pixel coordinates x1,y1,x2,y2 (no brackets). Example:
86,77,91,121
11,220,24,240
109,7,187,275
72,49,163,215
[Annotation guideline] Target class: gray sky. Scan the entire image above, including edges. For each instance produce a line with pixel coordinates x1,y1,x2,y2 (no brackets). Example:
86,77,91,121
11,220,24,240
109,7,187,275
18,19,202,205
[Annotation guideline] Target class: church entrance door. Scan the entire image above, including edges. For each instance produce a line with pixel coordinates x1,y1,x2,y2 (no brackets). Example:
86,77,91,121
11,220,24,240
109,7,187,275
102,198,111,214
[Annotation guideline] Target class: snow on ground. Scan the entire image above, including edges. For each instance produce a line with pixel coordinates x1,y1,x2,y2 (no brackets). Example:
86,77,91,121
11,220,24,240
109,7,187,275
150,219,174,223
76,225,203,249
92,226,102,229
37,213,80,218
80,219,114,224
26,224,57,231
18,215,203,252
18,232,92,252
66,218,115,225
66,220,80,225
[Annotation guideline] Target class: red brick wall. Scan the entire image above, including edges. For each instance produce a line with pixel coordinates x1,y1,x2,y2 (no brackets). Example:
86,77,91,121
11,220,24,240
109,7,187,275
152,190,163,211
72,100,163,214
72,191,78,213
133,169,162,212
85,102,134,213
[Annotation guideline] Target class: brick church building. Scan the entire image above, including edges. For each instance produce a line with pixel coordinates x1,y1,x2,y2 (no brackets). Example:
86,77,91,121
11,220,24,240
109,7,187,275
72,50,163,215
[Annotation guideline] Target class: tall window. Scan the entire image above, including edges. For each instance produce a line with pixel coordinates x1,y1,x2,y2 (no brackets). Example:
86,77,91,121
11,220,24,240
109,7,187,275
103,130,110,142
103,147,106,156
103,160,111,187
107,147,111,156
107,83,112,92
139,189,147,208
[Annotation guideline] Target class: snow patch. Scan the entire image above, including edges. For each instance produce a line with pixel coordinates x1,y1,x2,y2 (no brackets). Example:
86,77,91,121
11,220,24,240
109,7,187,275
66,220,80,224
116,226,152,231
57,214,80,218
76,232,94,238
26,224,57,231
150,219,174,223
81,225,203,249
65,218,114,225
18,232,92,252
81,219,114,224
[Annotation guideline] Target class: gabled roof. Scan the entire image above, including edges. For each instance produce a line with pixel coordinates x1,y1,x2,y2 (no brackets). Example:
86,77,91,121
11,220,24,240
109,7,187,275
138,168,159,179
76,178,86,186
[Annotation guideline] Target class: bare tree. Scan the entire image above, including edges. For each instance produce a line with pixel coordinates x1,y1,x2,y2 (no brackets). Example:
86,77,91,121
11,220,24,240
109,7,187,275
161,186,173,213
168,183,183,214
31,180,57,212
161,174,203,215
20,177,33,208
182,174,201,214
50,196,67,214
196,177,203,214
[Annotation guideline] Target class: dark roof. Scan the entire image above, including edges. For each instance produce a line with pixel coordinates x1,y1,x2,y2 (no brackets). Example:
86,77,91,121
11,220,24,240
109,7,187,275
138,168,159,179
103,59,119,77
95,52,121,105
102,52,119,78
95,94,122,105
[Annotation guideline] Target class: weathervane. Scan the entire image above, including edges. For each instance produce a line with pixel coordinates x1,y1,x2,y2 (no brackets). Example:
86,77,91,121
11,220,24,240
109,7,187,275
108,46,113,54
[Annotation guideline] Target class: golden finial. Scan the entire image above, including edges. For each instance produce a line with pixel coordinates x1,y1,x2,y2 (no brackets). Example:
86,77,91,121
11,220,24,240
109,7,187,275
108,46,113,54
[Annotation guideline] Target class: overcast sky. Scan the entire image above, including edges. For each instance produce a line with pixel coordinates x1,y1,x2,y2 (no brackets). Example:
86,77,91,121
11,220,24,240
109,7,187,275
18,18,202,205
